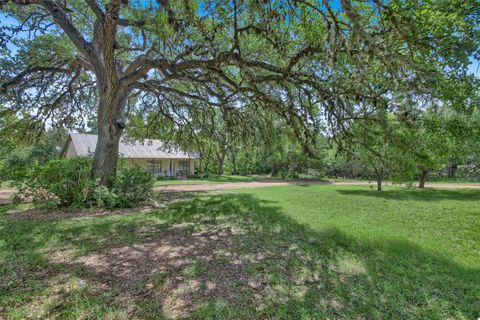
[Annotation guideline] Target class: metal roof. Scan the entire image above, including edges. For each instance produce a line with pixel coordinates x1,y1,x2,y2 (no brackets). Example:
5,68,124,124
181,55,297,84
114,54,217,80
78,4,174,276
69,133,199,159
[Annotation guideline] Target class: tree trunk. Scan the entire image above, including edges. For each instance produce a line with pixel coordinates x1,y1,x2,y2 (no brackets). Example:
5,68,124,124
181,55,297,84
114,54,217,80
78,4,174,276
419,169,428,189
376,168,383,191
448,163,457,178
231,152,237,175
92,85,127,187
198,152,203,177
218,153,225,176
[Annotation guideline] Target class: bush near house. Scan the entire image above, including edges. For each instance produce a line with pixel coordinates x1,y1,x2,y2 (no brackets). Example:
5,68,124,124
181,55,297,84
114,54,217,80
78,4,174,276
13,157,153,209
112,166,154,208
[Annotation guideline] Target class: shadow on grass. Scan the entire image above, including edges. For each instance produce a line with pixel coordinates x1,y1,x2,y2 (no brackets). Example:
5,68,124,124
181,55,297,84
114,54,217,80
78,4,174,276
336,188,480,202
1,193,479,319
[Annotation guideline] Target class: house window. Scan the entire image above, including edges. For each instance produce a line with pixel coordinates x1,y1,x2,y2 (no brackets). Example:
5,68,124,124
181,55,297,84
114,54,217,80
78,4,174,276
178,160,190,173
146,160,162,175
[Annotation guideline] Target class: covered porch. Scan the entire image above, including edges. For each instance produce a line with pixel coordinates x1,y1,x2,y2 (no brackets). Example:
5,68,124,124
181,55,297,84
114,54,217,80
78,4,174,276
127,158,195,178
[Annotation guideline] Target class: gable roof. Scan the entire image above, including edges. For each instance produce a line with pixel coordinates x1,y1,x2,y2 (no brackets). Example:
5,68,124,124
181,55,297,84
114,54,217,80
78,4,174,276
65,133,199,159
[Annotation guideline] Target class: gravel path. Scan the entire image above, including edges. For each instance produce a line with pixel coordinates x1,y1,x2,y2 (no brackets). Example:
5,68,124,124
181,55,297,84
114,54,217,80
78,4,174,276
0,188,15,205
155,180,480,193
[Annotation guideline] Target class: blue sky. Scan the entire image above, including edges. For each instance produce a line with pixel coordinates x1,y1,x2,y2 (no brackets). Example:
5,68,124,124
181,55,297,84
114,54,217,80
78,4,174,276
468,61,479,76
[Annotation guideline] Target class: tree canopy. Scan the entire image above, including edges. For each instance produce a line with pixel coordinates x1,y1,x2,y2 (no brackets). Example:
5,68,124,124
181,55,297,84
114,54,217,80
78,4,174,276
1,0,479,186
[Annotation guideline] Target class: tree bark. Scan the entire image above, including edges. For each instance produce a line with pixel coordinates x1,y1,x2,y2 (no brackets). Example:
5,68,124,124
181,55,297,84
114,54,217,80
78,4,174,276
418,169,428,189
231,151,237,175
92,85,127,187
448,163,457,178
376,168,383,191
218,153,225,176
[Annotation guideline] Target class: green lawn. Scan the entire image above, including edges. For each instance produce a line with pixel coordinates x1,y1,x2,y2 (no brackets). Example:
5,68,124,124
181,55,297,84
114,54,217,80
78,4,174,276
428,179,480,184
1,185,479,319
154,174,259,186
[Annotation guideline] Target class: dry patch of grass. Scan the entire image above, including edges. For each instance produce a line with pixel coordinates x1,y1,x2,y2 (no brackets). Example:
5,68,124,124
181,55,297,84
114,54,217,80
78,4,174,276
48,223,256,318
6,206,153,221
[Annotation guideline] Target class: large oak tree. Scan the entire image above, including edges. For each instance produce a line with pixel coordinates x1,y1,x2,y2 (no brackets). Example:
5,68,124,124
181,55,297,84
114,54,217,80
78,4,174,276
1,0,478,186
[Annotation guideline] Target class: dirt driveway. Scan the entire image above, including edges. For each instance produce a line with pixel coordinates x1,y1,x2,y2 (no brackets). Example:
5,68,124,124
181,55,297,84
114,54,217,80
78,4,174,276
155,180,480,193
0,188,16,205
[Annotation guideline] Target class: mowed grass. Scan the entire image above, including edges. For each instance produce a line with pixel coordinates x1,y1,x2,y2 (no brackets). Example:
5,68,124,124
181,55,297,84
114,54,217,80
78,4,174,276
0,185,479,319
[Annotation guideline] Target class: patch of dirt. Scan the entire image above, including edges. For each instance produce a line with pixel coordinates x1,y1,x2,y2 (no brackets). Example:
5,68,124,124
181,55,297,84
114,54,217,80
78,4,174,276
154,180,321,193
48,223,266,319
155,180,480,192
0,188,15,205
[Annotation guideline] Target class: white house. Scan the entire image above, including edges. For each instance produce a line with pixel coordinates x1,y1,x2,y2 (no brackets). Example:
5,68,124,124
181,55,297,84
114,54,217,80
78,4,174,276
62,133,198,177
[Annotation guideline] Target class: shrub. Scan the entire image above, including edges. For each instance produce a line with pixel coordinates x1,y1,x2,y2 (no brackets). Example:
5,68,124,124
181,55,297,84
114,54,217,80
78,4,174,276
92,185,119,209
0,143,60,182
113,165,154,208
14,157,154,209
0,148,37,182
41,157,94,206
14,157,94,208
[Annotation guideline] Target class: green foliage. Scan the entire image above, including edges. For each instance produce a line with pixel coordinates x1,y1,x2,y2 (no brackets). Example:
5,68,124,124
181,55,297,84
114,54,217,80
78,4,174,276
324,152,374,180
40,157,93,207
0,143,60,182
14,157,154,209
20,34,76,67
92,185,119,209
14,157,94,208
0,109,67,183
112,166,154,208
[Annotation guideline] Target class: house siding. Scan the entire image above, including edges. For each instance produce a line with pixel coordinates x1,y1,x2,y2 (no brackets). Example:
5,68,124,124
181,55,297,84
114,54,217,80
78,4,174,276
127,158,194,177
62,134,197,177
66,141,77,157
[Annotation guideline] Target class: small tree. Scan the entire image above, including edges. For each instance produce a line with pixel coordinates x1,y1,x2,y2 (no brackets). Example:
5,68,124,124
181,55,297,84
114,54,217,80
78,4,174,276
390,103,477,188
